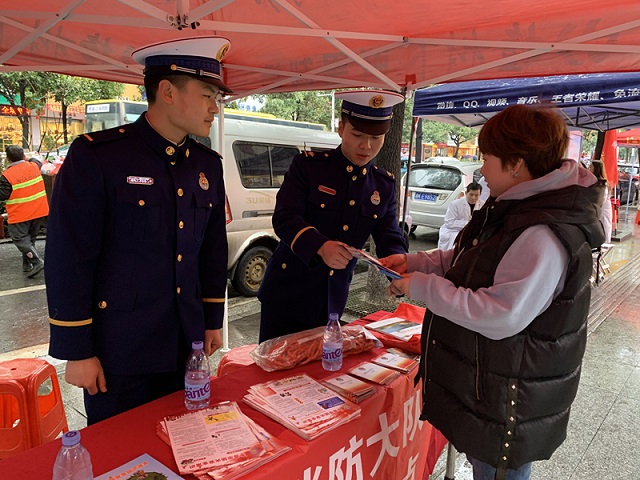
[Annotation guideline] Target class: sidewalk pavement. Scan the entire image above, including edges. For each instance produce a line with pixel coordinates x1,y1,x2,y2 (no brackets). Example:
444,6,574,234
3,208,640,479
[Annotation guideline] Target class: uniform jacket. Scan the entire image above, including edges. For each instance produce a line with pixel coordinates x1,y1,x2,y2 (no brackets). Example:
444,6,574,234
45,115,228,375
437,196,483,251
408,162,604,477
258,147,407,341
1,160,49,224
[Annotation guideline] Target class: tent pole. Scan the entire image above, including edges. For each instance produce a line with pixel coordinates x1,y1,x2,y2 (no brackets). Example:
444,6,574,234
400,117,418,236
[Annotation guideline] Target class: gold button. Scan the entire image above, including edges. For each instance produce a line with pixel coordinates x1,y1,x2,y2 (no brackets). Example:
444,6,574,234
343,225,349,231
432,340,436,345
209,203,212,208
472,239,479,246
118,128,125,133
166,146,175,156
502,456,507,461
281,263,287,269
329,270,334,276
177,254,183,262
373,214,378,219
179,221,184,229
176,287,181,294
346,166,353,173
507,430,512,435
325,153,329,157
511,400,516,406
511,384,516,390
138,200,145,206
509,416,514,422
185,149,190,158
505,443,510,448
170,64,177,71
362,168,367,175
349,200,355,206
177,188,184,196
352,175,357,181
170,161,176,166
98,300,107,309
320,203,325,208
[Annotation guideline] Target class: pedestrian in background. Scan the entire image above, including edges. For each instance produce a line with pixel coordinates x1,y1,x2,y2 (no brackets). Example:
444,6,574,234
381,105,604,480
45,37,231,425
0,144,49,277
437,181,483,251
583,158,613,243
258,90,408,342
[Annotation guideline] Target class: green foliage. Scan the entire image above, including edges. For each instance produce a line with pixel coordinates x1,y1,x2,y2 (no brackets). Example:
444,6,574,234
258,91,334,129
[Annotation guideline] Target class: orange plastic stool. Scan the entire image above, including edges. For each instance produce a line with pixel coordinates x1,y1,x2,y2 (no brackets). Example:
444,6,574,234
0,379,32,459
0,359,68,457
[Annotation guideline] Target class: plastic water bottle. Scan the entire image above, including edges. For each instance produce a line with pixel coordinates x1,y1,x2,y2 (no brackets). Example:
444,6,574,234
185,340,211,410
52,430,93,480
322,313,343,371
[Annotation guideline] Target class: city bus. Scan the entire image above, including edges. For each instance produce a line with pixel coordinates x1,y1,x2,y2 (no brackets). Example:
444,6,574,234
84,99,147,133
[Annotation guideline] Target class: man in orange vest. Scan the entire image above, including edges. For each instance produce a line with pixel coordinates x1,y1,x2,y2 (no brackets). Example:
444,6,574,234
0,145,49,277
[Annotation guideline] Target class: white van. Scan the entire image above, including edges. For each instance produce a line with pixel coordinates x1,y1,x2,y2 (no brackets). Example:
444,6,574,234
207,111,341,296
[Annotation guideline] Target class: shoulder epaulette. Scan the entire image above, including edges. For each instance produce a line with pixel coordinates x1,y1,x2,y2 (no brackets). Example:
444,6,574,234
372,165,396,181
301,150,330,160
191,138,222,159
79,126,129,146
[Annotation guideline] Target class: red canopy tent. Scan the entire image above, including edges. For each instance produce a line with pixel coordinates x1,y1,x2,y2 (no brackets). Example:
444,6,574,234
1,0,640,99
617,129,640,146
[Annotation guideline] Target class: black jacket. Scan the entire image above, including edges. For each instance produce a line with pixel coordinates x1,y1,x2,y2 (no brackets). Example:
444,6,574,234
416,182,604,478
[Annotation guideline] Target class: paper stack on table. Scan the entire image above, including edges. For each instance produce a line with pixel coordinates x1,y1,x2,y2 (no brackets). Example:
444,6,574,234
347,362,401,385
364,317,422,342
322,373,376,403
243,373,361,441
157,401,290,479
372,352,419,373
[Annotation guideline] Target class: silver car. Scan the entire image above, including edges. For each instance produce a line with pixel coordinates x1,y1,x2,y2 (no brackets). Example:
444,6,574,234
403,159,483,230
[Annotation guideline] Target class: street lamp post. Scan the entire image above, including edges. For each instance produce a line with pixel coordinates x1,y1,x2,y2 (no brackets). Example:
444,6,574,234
317,91,335,132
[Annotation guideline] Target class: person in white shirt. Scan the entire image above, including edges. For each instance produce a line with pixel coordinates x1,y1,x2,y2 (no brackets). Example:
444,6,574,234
437,181,484,250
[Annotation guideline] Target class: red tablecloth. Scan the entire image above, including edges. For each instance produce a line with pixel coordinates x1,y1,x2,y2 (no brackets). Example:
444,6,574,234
0,340,446,479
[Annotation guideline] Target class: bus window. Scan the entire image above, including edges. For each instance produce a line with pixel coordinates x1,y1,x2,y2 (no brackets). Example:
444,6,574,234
85,100,147,133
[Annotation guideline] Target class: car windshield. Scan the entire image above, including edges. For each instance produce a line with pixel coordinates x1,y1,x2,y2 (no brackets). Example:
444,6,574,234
408,167,462,190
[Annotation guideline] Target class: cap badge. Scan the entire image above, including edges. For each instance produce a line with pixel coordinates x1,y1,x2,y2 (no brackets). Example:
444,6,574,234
369,95,385,108
216,43,230,61
371,191,381,205
199,172,210,190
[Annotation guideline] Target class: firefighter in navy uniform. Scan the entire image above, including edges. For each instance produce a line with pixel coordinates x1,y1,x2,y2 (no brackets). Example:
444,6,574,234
45,37,231,425
258,90,408,342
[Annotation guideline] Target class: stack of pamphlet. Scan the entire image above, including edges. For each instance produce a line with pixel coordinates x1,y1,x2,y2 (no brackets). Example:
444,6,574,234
347,362,400,385
243,373,361,441
364,317,422,342
95,453,183,480
156,401,290,479
371,352,419,373
322,373,376,403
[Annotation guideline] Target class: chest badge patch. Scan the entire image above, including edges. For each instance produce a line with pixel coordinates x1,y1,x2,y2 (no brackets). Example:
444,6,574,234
318,185,336,195
199,172,210,190
371,191,381,205
127,176,154,185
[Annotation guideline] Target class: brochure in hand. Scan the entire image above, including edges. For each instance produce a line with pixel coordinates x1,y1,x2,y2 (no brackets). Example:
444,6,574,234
345,246,402,279
94,453,183,479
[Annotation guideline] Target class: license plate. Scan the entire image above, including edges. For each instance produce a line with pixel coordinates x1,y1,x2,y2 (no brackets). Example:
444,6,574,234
414,192,437,202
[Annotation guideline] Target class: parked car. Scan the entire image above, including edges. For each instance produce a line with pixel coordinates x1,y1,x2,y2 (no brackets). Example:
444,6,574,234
402,160,483,230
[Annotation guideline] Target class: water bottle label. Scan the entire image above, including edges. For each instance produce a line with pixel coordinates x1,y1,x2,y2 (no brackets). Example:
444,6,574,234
185,379,210,400
322,345,343,362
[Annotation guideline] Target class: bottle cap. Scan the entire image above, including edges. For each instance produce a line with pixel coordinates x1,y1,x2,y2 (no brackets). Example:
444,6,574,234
192,341,204,350
61,430,81,447
329,313,339,321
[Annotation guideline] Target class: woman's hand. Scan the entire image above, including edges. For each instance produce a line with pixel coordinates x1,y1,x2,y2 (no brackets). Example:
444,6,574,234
379,253,408,274
387,274,412,298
